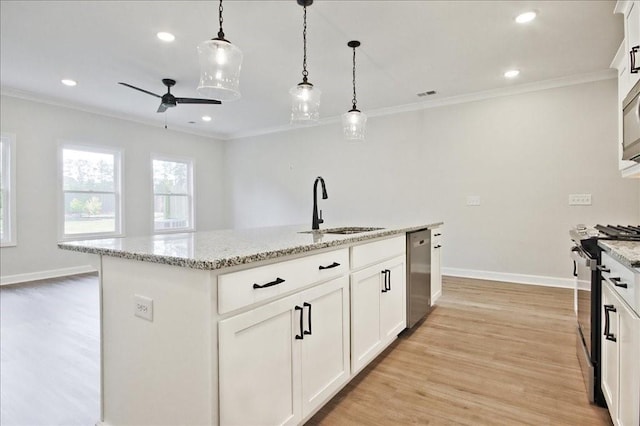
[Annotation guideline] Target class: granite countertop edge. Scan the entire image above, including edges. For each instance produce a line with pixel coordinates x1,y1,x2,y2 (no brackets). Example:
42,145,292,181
598,240,640,269
58,222,443,271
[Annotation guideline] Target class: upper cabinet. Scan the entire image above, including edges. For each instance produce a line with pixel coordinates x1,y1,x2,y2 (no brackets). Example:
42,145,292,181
612,1,640,178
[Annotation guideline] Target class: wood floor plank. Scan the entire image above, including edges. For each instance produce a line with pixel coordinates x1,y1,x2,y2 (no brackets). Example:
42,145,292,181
308,277,612,426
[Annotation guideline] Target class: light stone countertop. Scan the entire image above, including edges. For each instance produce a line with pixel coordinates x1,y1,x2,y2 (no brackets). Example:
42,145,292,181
58,222,443,271
599,240,640,270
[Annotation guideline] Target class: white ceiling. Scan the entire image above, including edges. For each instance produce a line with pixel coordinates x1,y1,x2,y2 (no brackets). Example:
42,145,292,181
0,1,623,140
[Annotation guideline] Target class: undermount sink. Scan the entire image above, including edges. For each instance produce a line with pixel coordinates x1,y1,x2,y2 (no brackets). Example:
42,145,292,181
300,226,385,235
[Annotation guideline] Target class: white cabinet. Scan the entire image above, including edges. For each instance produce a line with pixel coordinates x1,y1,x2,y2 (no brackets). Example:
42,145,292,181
219,276,350,425
613,1,640,177
601,276,640,426
350,255,406,374
431,227,443,305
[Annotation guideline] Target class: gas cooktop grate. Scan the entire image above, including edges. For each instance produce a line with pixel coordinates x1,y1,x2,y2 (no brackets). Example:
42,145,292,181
594,224,640,240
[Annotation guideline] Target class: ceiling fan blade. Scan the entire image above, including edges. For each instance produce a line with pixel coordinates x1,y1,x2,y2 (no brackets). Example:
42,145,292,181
157,103,168,113
175,97,222,105
118,82,161,98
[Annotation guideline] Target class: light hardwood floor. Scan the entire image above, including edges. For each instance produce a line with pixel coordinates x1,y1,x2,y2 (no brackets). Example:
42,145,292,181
0,275,611,425
308,276,612,425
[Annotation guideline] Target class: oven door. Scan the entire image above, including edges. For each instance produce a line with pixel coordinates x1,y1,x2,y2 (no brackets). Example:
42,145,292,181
572,246,595,349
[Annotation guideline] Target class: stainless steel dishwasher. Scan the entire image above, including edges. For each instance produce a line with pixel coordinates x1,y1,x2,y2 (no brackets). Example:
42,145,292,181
406,229,431,328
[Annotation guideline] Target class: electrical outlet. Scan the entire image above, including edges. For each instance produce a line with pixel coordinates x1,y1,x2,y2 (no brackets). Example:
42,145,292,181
569,194,592,206
466,195,481,206
134,295,153,321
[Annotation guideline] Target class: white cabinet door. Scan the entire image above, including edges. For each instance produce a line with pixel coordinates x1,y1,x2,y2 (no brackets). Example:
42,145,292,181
219,293,302,426
300,276,350,418
350,264,384,373
431,228,443,305
602,282,619,421
626,2,640,89
380,256,406,344
618,298,640,426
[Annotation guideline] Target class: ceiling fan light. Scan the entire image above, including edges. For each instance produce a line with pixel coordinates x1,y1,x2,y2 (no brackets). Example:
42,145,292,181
197,38,242,101
290,82,321,124
342,109,367,140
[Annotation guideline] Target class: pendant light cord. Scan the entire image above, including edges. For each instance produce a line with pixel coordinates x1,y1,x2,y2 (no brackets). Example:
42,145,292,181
352,46,357,109
217,0,225,40
302,4,309,83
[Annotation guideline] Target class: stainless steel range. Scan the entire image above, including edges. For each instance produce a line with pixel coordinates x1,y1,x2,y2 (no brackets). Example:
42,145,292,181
570,224,640,406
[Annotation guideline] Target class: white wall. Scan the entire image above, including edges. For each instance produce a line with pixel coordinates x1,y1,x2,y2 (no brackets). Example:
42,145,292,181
0,95,227,282
224,79,640,283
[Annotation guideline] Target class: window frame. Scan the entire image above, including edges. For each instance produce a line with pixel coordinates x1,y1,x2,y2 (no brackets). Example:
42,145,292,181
59,143,124,241
0,133,17,247
151,154,195,234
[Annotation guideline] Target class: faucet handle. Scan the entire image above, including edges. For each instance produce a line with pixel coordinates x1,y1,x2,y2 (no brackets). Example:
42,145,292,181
319,209,324,224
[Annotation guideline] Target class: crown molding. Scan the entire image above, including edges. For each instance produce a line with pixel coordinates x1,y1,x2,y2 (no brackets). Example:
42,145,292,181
228,69,616,140
0,87,229,141
2,69,616,143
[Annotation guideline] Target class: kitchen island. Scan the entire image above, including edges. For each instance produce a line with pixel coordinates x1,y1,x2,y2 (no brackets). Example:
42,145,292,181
59,222,443,426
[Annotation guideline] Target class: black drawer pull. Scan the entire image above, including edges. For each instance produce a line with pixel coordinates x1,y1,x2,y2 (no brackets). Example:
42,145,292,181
597,265,610,273
434,245,442,249
631,45,639,73
303,302,312,336
610,277,628,288
604,304,617,342
434,233,441,237
319,262,340,270
253,277,285,289
295,305,304,340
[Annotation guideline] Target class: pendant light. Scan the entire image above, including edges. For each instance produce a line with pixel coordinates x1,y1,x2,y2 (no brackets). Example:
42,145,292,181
197,0,243,101
342,40,367,140
290,0,321,124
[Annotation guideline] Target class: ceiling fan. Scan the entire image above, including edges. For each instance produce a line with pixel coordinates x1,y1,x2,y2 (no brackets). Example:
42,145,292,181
118,78,222,113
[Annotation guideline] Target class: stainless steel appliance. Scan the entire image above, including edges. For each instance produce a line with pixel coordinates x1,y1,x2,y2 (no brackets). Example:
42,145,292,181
622,79,640,162
570,224,640,406
406,229,431,328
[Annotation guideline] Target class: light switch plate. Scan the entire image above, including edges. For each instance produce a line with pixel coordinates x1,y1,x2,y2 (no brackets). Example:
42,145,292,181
569,194,592,206
466,195,481,206
134,294,153,321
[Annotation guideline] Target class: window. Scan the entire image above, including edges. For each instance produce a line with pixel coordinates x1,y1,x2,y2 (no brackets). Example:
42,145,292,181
0,134,16,246
61,145,122,238
152,157,194,232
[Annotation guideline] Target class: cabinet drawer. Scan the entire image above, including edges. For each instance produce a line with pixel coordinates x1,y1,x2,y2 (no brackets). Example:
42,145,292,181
601,252,638,315
218,248,349,314
350,235,405,270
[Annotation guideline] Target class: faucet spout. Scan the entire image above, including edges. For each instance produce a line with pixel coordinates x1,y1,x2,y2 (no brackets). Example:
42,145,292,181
312,176,328,230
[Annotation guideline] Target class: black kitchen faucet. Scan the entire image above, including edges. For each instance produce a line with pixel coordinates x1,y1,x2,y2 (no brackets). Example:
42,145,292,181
312,176,328,230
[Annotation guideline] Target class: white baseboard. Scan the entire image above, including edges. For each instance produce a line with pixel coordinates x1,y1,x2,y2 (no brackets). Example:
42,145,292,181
0,265,97,286
442,267,575,289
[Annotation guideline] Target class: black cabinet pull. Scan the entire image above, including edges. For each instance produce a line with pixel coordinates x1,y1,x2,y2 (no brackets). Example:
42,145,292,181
303,302,312,336
604,304,617,342
434,245,442,249
385,269,391,291
597,265,610,273
631,45,639,73
434,233,441,237
573,261,577,277
295,306,304,340
381,270,388,293
253,277,285,289
610,277,628,288
319,262,340,270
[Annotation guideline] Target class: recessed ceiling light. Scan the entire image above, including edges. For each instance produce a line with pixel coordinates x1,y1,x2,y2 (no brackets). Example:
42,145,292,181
504,70,520,78
157,32,175,42
61,79,77,87
515,11,537,24
201,115,212,122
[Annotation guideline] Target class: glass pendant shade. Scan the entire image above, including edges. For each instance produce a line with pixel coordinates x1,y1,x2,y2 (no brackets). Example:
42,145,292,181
342,109,367,140
290,82,321,124
197,39,243,101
